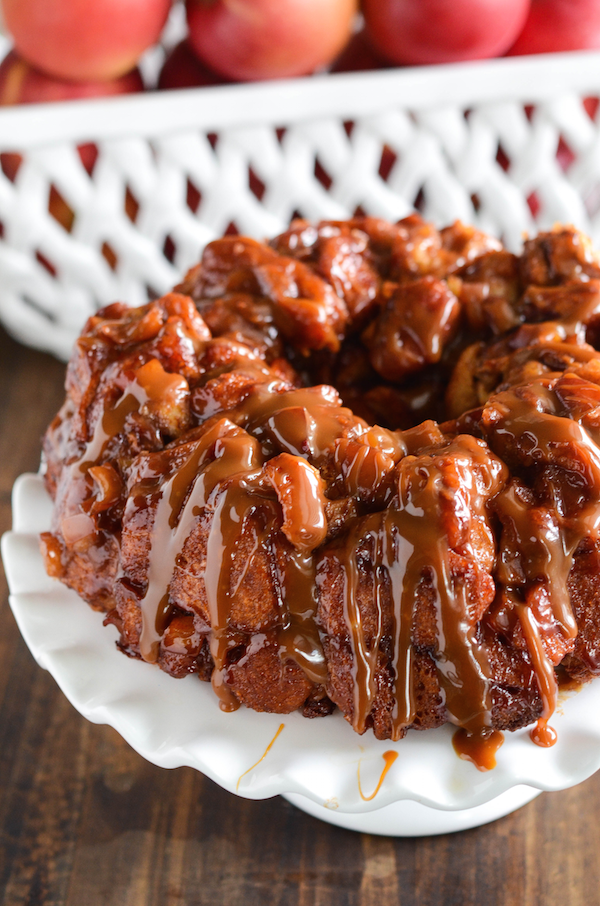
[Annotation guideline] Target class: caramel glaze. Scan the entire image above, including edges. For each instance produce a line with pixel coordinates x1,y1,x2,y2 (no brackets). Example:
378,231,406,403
58,357,189,546
52,327,598,743
453,727,504,771
236,723,285,790
477,373,600,746
329,433,506,740
128,380,363,709
42,219,600,753
358,750,399,801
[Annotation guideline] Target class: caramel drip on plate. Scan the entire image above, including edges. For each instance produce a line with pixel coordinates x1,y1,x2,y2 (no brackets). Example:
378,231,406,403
452,728,504,771
236,723,285,791
358,750,399,801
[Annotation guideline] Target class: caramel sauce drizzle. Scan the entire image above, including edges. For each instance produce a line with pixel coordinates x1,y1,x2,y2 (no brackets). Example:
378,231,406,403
236,723,285,791
452,728,504,771
133,420,274,715
276,547,328,686
60,358,188,544
130,365,594,746
81,358,188,471
63,366,351,709
358,750,399,801
214,386,368,687
387,523,417,733
135,382,355,703
337,435,505,740
63,331,600,751
484,375,600,747
338,516,387,734
204,467,273,709
393,442,498,737
236,383,362,464
517,604,558,747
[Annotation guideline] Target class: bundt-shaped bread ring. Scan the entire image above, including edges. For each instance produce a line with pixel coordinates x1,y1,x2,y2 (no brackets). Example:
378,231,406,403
41,216,600,754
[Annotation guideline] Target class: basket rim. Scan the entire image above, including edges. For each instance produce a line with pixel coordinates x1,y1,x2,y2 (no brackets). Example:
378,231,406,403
1,49,600,151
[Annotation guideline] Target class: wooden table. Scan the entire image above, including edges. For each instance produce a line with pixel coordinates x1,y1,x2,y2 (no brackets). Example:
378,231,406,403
1,323,599,906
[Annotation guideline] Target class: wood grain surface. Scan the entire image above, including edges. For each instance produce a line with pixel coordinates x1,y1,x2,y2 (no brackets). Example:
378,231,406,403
1,324,600,906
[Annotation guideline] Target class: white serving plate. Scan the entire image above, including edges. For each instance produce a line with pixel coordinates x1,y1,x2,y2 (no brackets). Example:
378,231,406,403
4,472,600,835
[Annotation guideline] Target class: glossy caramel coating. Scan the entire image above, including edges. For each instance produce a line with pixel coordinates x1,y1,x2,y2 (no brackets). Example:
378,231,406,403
40,219,600,745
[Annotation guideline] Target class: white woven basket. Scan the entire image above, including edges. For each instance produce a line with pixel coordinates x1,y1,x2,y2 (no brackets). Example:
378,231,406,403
2,49,600,360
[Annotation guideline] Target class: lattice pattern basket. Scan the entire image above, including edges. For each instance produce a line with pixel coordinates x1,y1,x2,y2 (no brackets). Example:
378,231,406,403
2,49,600,360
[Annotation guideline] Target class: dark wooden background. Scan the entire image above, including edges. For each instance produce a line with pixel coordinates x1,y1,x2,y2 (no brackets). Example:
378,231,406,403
1,324,600,906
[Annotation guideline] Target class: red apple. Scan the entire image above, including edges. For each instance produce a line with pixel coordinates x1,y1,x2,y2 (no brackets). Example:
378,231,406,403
0,50,144,106
363,0,531,65
158,40,226,90
508,0,600,54
330,29,388,73
185,0,359,81
1,0,172,82
0,50,144,183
